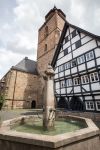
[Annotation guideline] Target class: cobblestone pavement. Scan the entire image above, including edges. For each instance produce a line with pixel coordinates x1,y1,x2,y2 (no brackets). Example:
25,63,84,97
0,109,42,121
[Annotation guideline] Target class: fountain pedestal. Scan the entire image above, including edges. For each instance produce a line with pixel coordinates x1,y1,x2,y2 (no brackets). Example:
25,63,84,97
43,64,55,130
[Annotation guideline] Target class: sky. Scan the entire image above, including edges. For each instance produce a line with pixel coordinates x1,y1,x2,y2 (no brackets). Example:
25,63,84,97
0,0,100,79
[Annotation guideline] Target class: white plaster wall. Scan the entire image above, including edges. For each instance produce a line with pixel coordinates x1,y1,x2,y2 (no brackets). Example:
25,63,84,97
74,86,81,93
73,40,97,58
71,35,80,44
63,39,65,45
63,41,70,49
54,74,58,79
68,46,71,53
84,96,92,100
81,36,92,45
78,64,85,72
56,89,60,94
57,53,72,66
67,87,72,94
96,57,100,66
81,33,86,38
94,95,100,99
82,84,90,91
97,41,100,46
61,88,66,94
87,60,95,69
71,67,77,74
70,27,75,33
72,44,76,50
55,82,60,89
65,30,69,37
55,67,58,74
58,51,64,59
59,72,64,77
65,70,70,76
91,82,100,91
95,48,100,58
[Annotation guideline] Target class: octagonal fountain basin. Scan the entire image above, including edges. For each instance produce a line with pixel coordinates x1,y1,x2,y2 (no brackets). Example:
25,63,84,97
0,115,99,150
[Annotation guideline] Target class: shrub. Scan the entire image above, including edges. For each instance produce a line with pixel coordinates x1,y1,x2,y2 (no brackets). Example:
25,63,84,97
0,95,5,110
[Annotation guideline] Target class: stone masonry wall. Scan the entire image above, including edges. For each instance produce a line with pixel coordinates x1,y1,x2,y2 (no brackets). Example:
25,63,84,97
37,12,65,107
4,69,38,109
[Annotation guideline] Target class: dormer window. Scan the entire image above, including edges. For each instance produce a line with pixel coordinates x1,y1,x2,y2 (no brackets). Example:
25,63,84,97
45,26,48,37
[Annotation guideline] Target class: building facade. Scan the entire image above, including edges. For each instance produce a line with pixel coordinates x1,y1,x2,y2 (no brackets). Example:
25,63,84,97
52,22,100,112
1,7,66,109
1,57,39,109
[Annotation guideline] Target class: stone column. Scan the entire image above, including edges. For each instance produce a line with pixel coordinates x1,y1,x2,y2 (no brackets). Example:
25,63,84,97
43,64,55,130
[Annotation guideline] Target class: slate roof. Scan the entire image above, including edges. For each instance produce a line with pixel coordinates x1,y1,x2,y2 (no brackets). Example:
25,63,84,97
12,57,38,75
52,21,100,67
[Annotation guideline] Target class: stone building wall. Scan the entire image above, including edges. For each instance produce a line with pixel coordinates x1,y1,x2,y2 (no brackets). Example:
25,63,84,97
4,69,38,109
37,12,65,74
37,9,65,107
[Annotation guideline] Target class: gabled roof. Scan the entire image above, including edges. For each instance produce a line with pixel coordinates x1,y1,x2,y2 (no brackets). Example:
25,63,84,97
12,57,38,75
52,21,100,67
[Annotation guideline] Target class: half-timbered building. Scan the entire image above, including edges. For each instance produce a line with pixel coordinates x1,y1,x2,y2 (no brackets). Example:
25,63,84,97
52,21,100,112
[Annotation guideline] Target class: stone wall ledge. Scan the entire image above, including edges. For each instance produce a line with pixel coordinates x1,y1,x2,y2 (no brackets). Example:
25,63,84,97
0,115,99,149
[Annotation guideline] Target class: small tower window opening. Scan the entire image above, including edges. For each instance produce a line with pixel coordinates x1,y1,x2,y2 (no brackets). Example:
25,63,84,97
45,26,48,37
44,44,47,51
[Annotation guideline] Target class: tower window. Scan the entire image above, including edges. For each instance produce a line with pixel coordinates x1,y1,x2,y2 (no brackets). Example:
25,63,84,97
45,26,48,37
44,44,47,51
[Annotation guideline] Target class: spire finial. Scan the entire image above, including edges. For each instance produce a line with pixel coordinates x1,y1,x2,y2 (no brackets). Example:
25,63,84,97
53,5,57,10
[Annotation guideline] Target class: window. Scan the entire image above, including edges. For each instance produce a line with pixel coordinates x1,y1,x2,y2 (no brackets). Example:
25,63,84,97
45,26,48,37
85,51,94,61
90,72,99,82
66,79,72,87
74,77,80,85
81,75,89,84
64,62,70,70
96,101,100,110
58,65,64,72
65,36,69,43
77,55,85,64
72,30,76,38
44,44,47,51
64,48,68,55
76,40,81,49
86,102,94,110
72,59,77,67
60,80,65,88
94,72,99,81
90,73,95,82
85,75,89,83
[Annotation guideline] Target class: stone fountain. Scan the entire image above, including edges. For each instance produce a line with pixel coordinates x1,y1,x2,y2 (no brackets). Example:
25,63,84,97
0,65,99,150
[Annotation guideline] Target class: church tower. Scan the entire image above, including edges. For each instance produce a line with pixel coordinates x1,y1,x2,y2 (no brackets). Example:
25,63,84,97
37,6,66,74
36,7,66,107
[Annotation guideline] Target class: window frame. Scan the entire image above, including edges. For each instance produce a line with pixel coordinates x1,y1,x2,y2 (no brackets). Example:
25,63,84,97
86,101,94,110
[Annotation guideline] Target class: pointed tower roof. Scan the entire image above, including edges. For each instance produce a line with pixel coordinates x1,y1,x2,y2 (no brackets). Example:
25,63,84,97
45,6,66,21
12,57,38,75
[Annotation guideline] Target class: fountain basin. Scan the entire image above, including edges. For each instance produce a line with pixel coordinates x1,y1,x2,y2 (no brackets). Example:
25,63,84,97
0,115,99,150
